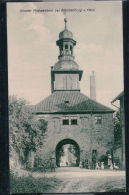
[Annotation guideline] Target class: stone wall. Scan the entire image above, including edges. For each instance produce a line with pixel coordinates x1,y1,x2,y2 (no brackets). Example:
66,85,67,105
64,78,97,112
34,112,114,164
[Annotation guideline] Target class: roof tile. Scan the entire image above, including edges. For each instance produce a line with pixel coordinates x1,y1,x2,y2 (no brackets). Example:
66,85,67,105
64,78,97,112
32,91,114,113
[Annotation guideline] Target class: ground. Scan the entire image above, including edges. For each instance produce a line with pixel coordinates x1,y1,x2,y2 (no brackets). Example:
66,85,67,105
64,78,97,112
32,167,126,193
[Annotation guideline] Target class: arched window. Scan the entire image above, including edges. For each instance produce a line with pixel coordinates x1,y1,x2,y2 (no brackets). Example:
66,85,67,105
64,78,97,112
70,45,73,55
65,45,68,49
65,44,69,55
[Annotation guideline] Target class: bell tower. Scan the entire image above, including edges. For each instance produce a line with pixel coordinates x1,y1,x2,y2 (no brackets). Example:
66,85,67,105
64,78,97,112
56,18,76,61
51,18,83,93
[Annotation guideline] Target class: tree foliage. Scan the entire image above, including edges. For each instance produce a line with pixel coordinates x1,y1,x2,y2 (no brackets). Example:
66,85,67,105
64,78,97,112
113,111,122,148
9,97,48,166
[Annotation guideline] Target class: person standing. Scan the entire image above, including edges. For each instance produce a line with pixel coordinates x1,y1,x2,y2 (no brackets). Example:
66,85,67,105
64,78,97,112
50,158,56,172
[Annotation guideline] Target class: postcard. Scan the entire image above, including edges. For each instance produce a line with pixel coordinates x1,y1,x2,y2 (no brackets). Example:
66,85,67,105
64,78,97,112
6,0,126,193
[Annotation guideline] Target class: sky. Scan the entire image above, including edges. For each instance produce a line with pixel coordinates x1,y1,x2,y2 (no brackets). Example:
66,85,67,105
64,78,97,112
7,1,123,108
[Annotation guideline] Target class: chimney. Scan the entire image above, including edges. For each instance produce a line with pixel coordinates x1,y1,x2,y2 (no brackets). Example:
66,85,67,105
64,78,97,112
90,71,96,101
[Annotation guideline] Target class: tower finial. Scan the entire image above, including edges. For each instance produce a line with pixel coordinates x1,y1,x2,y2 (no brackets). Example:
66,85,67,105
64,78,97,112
64,18,67,29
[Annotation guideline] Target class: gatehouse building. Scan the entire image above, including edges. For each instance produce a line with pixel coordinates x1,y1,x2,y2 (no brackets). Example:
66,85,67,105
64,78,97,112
32,18,114,168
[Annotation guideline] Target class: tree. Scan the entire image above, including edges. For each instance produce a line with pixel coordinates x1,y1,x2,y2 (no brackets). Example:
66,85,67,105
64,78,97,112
113,111,122,149
68,145,80,166
9,97,48,168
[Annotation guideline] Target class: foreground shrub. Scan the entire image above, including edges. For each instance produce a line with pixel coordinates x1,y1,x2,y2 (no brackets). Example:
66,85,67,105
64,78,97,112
32,156,51,172
10,172,61,193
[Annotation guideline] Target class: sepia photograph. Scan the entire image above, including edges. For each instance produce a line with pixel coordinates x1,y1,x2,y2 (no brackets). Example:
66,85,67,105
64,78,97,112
7,0,126,193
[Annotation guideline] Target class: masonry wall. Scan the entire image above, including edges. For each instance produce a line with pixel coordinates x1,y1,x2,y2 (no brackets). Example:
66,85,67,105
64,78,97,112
35,112,114,163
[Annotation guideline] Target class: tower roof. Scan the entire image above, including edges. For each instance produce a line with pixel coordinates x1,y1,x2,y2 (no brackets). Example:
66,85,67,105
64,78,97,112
32,91,114,114
53,59,79,70
59,29,73,39
59,18,73,39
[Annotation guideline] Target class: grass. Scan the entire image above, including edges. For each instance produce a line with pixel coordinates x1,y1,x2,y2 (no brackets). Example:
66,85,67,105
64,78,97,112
10,172,62,193
96,179,126,192
105,183,126,192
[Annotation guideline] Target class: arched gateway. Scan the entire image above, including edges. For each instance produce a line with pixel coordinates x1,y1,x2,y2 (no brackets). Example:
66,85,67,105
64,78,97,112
56,139,80,167
32,19,114,169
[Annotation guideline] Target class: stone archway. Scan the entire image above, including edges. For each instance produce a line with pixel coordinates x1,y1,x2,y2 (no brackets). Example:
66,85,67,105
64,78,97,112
56,139,80,167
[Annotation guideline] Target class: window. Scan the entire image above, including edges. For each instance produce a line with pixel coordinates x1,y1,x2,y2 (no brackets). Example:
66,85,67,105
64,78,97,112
71,116,78,125
63,119,69,125
62,116,69,125
52,117,60,129
62,116,78,125
95,116,102,124
65,44,68,49
71,119,77,125
80,116,89,129
65,44,69,55
70,45,73,55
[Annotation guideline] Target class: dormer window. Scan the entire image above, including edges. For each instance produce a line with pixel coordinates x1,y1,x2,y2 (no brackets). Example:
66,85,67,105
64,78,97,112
64,100,69,104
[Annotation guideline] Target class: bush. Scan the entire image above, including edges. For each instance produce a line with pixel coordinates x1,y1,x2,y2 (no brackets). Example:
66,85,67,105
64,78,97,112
10,172,61,193
30,156,51,172
99,154,108,165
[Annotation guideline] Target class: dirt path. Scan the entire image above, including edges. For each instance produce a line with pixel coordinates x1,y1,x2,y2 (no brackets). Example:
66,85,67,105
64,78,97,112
32,167,126,193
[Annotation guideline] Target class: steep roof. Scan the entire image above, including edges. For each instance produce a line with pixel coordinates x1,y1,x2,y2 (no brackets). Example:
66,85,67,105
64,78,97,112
32,91,114,114
111,91,124,103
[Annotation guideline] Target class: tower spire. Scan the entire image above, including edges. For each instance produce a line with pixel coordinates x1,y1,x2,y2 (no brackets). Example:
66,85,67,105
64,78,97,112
64,18,67,29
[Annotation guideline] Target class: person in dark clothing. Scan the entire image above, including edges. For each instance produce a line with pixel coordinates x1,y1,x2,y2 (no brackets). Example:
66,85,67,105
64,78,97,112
50,158,56,172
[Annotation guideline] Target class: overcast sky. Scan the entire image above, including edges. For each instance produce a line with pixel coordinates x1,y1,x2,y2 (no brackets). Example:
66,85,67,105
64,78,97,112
7,1,123,108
